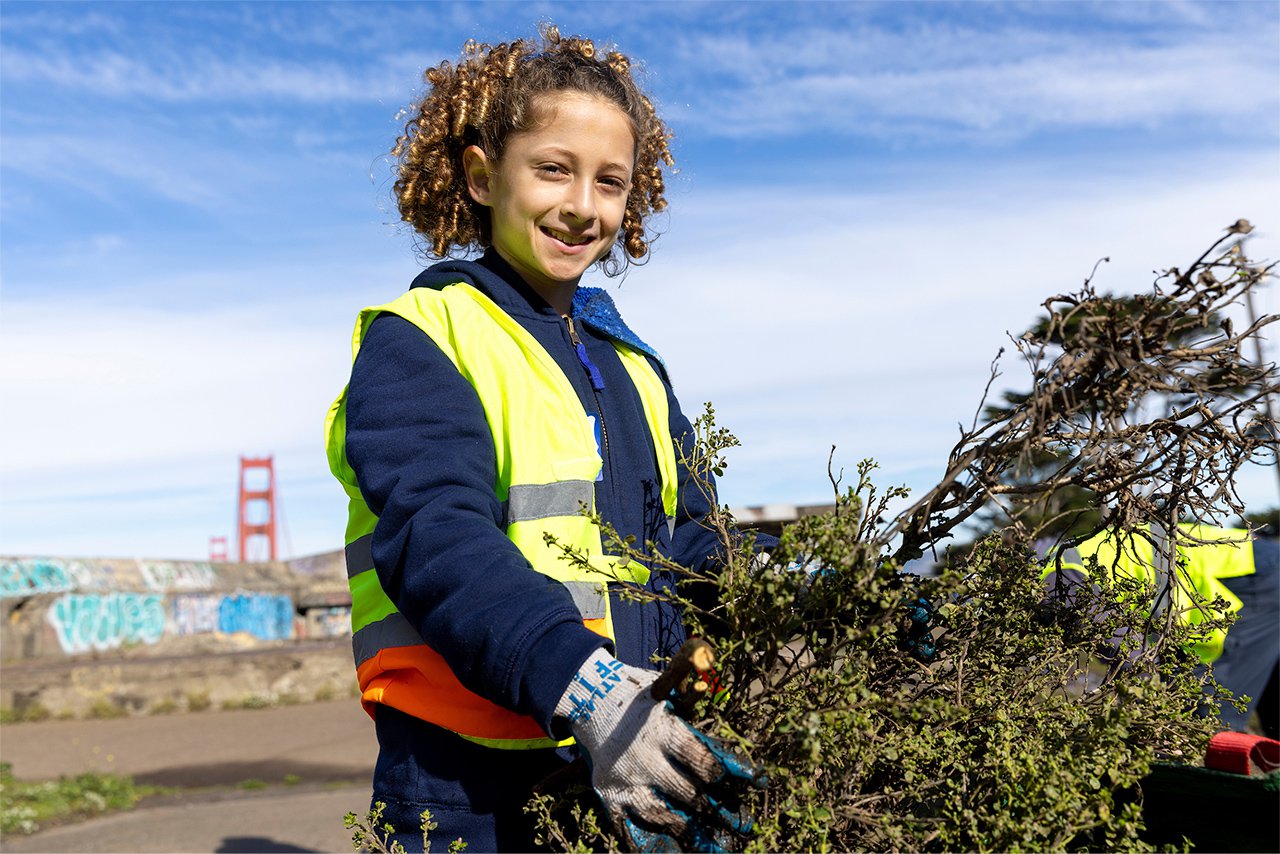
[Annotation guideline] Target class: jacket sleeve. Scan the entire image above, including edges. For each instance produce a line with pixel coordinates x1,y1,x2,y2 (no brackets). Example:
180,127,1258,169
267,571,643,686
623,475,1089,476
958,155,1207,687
344,313,608,732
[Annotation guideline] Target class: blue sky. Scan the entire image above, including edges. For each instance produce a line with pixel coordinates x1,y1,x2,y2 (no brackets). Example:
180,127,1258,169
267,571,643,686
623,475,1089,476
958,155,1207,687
2,1,1277,560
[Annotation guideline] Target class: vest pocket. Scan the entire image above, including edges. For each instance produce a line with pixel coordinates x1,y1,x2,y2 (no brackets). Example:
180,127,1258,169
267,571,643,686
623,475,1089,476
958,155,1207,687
550,455,603,485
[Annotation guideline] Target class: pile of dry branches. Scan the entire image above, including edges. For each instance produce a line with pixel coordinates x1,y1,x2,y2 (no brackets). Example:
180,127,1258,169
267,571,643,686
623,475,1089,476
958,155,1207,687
535,222,1276,852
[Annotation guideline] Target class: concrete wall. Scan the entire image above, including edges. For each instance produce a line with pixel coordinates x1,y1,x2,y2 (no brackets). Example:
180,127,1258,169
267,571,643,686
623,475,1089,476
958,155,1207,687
1,640,358,719
1,553,352,665
0,508,813,664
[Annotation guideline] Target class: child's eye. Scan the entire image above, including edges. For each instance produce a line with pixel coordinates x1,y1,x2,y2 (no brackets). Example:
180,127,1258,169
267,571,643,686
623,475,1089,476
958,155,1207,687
537,164,566,177
599,176,629,192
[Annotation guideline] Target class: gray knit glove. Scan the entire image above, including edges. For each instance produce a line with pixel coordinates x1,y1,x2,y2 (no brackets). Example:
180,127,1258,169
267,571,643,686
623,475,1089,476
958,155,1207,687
555,648,762,852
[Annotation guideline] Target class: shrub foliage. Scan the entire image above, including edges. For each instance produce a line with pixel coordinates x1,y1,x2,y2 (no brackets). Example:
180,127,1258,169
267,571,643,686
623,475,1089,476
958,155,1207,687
533,223,1276,851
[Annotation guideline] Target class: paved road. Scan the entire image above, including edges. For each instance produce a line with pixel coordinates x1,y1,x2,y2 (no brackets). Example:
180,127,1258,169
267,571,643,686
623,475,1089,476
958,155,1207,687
1,784,369,853
0,700,378,853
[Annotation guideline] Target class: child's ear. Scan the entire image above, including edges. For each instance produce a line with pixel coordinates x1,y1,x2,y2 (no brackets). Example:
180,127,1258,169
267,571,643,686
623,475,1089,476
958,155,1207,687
463,145,494,206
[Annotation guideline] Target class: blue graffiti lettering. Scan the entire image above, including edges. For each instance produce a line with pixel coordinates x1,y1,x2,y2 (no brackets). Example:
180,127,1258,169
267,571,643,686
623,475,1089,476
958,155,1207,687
218,593,294,641
46,593,166,654
1,560,76,598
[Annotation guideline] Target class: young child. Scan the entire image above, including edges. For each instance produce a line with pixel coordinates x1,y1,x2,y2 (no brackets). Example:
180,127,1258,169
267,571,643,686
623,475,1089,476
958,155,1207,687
325,26,764,853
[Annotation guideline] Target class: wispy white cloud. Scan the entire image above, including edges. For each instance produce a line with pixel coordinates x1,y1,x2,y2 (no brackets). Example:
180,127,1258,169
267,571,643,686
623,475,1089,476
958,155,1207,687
665,17,1280,140
0,291,358,558
0,129,244,210
5,3,1274,144
0,7,127,39
0,45,412,103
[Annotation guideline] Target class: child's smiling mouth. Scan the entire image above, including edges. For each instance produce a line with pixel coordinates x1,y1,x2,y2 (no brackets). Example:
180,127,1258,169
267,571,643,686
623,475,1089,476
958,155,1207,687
541,226,593,247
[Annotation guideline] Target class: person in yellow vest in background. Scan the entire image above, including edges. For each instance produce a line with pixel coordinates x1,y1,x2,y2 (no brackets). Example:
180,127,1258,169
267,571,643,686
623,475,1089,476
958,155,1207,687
1044,521,1278,737
325,26,766,853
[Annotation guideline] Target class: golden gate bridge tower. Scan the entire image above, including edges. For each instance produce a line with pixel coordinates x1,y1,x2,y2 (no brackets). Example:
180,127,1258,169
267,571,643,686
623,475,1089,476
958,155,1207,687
237,455,278,562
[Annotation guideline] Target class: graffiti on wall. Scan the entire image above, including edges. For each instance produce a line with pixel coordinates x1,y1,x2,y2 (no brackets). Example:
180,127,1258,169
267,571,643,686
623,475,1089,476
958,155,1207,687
41,591,295,655
46,593,166,654
2,558,221,598
170,592,295,641
4,552,337,657
308,606,352,639
171,594,223,636
140,562,217,592
2,560,74,597
219,593,295,641
1,559,116,598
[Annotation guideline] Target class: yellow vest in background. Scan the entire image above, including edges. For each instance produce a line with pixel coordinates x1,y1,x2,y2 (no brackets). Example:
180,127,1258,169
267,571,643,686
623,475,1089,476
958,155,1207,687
1052,523,1255,663
324,282,678,749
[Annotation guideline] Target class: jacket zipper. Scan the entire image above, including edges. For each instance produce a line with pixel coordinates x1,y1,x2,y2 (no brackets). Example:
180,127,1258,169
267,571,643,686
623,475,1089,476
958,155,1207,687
564,315,609,456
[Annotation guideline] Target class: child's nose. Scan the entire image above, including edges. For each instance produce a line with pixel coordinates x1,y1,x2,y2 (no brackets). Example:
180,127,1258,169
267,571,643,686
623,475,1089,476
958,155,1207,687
562,180,596,222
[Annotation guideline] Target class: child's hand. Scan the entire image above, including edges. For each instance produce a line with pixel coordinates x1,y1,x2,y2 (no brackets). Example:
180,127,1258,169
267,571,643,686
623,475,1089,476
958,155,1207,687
555,648,765,852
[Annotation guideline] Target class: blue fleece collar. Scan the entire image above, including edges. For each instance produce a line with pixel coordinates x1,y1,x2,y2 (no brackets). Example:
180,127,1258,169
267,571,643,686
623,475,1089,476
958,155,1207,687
571,287,664,367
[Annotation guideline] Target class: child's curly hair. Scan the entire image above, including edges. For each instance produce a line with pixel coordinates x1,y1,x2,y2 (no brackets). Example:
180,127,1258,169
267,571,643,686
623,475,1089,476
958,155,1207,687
391,25,675,274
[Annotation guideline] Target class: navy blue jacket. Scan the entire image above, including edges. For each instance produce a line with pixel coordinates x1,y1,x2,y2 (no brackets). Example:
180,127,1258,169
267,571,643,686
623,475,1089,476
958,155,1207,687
344,251,740,742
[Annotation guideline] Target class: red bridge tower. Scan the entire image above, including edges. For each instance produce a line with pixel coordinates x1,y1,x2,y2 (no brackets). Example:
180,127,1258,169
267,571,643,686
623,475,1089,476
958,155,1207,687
237,455,278,562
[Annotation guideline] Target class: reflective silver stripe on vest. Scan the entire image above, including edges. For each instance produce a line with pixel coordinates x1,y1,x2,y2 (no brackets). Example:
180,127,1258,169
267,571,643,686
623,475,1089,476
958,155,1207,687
351,585,608,668
562,580,607,621
505,480,594,524
1060,547,1083,567
1149,522,1174,619
345,533,374,580
351,612,424,667
667,516,676,540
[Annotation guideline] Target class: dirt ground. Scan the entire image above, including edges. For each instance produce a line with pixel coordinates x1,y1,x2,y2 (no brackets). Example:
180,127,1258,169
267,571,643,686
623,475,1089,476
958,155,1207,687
0,699,378,853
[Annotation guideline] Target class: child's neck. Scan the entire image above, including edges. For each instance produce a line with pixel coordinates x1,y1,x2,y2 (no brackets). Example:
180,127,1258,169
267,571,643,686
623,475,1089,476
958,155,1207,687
528,281,576,315
490,247,578,314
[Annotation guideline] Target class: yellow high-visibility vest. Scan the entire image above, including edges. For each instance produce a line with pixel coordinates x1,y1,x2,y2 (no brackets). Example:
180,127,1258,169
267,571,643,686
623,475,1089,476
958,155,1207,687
324,282,678,749
1052,523,1255,663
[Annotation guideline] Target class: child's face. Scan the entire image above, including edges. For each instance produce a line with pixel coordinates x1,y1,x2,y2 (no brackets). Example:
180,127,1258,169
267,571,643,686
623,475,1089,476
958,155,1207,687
464,92,635,303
